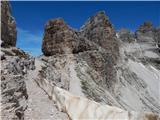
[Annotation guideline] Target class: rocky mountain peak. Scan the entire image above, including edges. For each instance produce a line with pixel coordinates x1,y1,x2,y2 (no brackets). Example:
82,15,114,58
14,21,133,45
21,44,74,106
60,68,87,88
80,11,119,62
41,11,120,91
44,18,69,32
1,2,160,119
118,28,135,42
42,17,98,56
138,21,153,33
135,21,156,43
42,11,119,63
80,11,115,40
1,1,17,47
81,11,109,27
88,11,109,25
42,18,74,56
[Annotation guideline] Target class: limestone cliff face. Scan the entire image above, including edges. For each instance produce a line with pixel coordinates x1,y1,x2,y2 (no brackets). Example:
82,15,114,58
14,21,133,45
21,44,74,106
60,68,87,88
41,11,119,90
132,21,160,51
42,18,97,56
1,1,17,47
41,11,160,116
2,2,160,119
1,2,36,120
80,11,119,63
42,11,119,61
80,11,115,46
117,28,135,43
135,21,156,43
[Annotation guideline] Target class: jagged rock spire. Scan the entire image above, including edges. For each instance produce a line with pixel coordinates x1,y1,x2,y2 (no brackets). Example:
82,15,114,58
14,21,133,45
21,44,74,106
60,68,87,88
1,1,17,47
42,18,97,56
80,11,119,63
42,11,119,62
135,21,155,43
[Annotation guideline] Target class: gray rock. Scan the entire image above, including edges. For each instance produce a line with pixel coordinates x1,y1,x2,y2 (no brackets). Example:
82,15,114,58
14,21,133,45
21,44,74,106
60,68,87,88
135,21,155,43
80,11,119,63
1,73,28,120
41,11,120,91
42,18,97,56
118,28,135,42
1,53,35,119
154,27,160,51
1,1,17,47
6,57,35,75
40,11,160,115
1,51,6,60
1,2,36,120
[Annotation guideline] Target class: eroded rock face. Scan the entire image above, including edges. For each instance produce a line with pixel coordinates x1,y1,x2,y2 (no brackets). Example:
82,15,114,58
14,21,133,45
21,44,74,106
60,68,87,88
80,11,115,45
35,73,160,120
135,21,155,43
154,27,160,50
137,21,153,33
1,53,35,120
76,51,117,89
118,29,135,42
40,11,160,116
42,18,97,56
1,1,17,47
42,11,119,61
80,11,119,63
1,2,36,119
41,11,119,90
1,74,28,120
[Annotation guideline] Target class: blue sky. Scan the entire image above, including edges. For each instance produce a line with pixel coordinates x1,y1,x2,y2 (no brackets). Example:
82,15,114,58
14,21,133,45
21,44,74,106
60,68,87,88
10,1,160,56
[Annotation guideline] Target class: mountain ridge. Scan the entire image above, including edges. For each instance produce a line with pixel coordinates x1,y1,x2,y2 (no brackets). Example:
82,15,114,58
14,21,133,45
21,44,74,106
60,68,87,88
1,1,160,120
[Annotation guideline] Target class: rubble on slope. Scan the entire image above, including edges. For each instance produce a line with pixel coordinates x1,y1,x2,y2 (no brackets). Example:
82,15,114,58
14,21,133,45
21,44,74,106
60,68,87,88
40,11,160,116
1,48,35,120
1,1,160,119
1,1,35,119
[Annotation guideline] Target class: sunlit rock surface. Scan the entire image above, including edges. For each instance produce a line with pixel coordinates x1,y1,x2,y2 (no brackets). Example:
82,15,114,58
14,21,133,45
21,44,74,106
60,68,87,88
1,2,160,119
40,10,160,118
